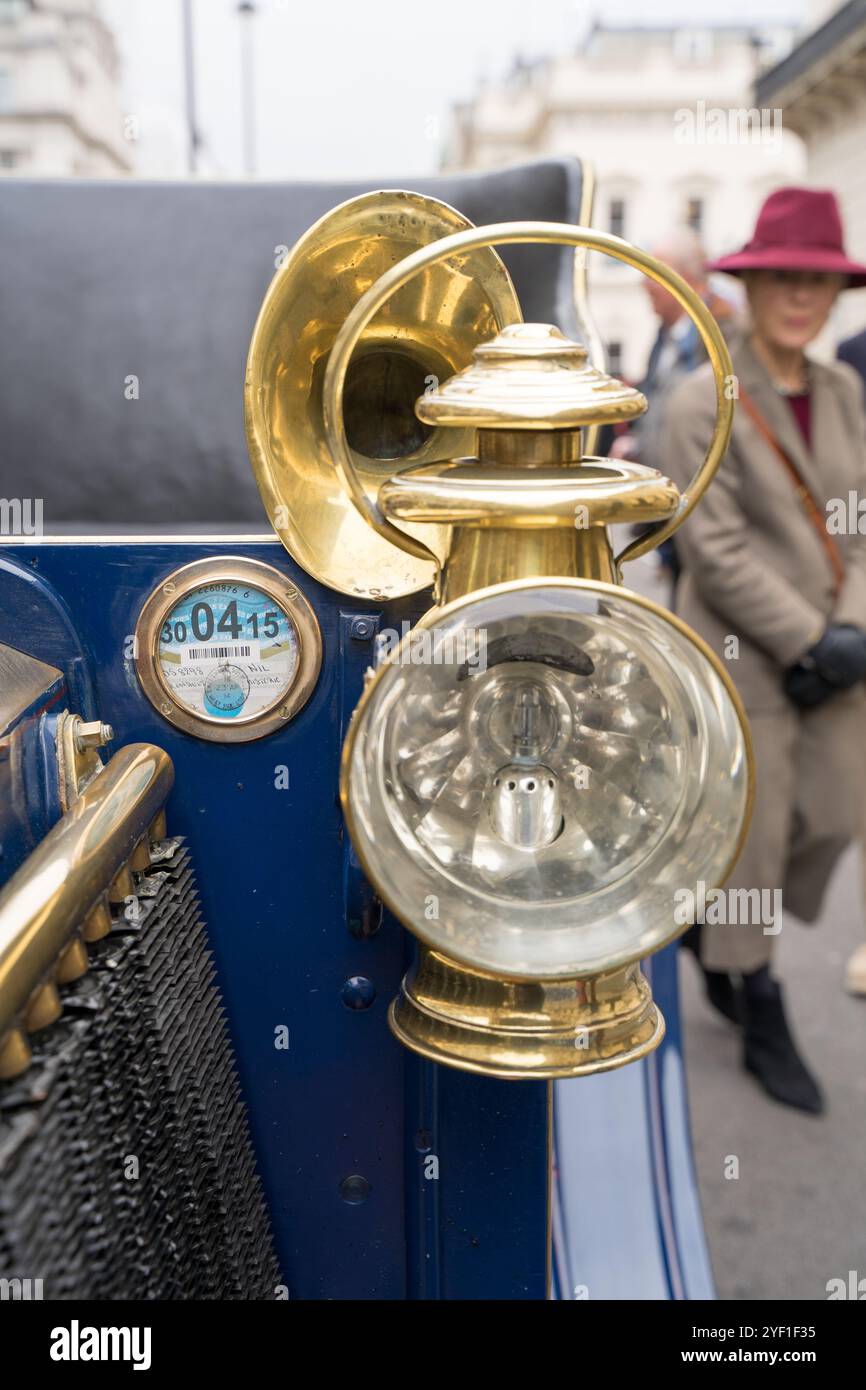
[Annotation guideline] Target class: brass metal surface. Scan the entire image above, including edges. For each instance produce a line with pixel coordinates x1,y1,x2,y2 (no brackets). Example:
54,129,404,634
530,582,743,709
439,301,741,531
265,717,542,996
83,898,112,943
379,457,680,528
0,744,174,1058
57,710,110,812
389,947,664,1080
134,556,322,742
439,527,616,605
24,981,62,1032
56,937,89,983
323,220,734,577
325,190,748,1083
476,429,584,466
416,323,647,429
572,161,604,459
340,575,756,982
244,190,521,598
130,837,152,872
108,864,135,905
0,1029,30,1080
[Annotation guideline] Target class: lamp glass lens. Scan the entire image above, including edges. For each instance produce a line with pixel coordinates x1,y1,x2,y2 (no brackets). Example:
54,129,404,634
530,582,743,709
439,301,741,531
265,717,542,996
346,582,749,978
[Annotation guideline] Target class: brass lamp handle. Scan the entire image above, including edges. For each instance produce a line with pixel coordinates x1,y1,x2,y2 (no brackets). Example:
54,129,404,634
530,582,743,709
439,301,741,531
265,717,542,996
323,222,735,572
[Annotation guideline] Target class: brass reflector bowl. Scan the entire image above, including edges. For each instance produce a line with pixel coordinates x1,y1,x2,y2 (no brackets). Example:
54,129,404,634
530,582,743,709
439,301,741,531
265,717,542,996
341,578,753,981
244,191,521,598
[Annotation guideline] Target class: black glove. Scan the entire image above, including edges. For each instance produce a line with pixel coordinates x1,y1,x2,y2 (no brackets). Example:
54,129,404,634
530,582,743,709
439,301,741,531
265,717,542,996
803,624,866,688
783,664,837,708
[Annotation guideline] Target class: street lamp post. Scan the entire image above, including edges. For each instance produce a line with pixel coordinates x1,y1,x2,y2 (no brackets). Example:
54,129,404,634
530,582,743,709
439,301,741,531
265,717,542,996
181,0,201,175
238,1,258,177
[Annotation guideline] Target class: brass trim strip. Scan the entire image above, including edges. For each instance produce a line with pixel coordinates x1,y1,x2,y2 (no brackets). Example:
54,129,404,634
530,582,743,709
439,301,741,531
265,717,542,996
571,161,605,460
0,744,174,1043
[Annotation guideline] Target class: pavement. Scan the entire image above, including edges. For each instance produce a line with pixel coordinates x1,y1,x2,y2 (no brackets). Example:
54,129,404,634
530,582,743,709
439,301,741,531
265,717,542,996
680,848,866,1302
624,546,866,1303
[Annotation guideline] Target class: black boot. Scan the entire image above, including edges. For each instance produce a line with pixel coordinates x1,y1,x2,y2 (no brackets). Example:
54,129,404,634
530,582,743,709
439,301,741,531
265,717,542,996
680,924,742,1024
742,970,824,1114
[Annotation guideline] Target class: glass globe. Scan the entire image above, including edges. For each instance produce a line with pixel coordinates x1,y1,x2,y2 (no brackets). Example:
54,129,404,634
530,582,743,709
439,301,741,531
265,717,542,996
342,579,751,979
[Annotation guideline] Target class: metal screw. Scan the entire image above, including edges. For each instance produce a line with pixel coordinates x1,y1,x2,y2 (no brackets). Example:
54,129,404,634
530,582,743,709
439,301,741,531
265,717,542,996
339,1175,371,1206
75,720,114,752
162,581,176,595
351,618,373,640
341,975,376,1010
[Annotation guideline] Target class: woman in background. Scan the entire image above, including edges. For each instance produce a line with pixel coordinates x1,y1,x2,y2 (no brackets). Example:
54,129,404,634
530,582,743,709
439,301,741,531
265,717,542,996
662,187,866,1114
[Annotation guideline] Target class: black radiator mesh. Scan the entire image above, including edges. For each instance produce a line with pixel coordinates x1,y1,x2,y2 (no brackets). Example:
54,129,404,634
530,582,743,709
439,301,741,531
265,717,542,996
0,841,281,1299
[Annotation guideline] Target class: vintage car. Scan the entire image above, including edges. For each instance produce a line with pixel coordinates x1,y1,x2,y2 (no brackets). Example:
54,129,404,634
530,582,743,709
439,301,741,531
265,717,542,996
0,157,750,1300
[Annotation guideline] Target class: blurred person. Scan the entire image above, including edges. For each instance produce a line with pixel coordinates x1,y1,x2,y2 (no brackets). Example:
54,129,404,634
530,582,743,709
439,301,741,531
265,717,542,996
837,323,866,998
610,229,741,586
661,188,866,1114
838,324,866,387
611,227,741,475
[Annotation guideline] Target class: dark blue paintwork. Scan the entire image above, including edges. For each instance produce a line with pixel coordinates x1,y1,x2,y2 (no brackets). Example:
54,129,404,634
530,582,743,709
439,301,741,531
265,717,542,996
552,950,714,1299
0,539,711,1301
0,538,550,1299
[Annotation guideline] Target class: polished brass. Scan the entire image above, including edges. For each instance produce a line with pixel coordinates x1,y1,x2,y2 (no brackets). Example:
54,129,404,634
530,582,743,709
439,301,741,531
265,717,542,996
24,981,62,1032
134,556,322,742
83,898,112,944
416,323,647,429
341,576,756,981
57,710,112,811
438,525,617,604
130,836,152,872
0,1028,30,1080
56,937,89,983
323,205,748,1080
0,744,174,1075
477,429,583,465
323,223,734,579
389,947,663,1080
108,863,135,905
572,161,604,460
376,323,681,605
150,810,167,843
379,458,680,528
342,578,753,1077
245,190,521,598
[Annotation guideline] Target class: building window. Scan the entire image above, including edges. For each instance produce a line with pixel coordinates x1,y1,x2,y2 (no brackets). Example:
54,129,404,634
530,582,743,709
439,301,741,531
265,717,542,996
609,198,626,239
0,1,30,24
0,149,21,168
607,341,623,376
674,29,713,64
686,197,704,233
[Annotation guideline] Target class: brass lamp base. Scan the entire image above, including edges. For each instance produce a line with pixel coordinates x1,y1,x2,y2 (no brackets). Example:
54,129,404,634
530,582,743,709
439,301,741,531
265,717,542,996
389,946,665,1080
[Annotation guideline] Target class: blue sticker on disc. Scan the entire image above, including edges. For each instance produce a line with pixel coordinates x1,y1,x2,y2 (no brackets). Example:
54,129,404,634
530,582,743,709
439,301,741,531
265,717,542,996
158,582,298,721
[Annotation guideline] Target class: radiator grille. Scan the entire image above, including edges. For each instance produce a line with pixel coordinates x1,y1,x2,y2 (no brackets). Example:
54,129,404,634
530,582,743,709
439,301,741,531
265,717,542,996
0,841,280,1300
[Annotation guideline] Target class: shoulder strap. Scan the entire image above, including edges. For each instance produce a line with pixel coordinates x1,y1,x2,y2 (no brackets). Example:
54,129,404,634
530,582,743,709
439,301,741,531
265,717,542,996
737,385,845,598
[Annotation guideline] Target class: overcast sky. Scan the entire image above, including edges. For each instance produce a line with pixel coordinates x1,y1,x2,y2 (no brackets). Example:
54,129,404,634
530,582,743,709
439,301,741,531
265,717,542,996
100,0,811,179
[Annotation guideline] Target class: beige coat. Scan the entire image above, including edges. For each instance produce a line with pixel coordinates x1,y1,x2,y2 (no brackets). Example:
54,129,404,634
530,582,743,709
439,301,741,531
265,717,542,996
661,333,866,971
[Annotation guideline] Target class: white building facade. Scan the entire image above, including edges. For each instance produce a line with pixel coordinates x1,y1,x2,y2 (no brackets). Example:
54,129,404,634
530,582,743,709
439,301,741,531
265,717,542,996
0,0,131,176
756,0,866,345
446,22,807,380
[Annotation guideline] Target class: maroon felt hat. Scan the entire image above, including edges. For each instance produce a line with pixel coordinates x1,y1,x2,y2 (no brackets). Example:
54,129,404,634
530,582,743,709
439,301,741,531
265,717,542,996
708,187,866,289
